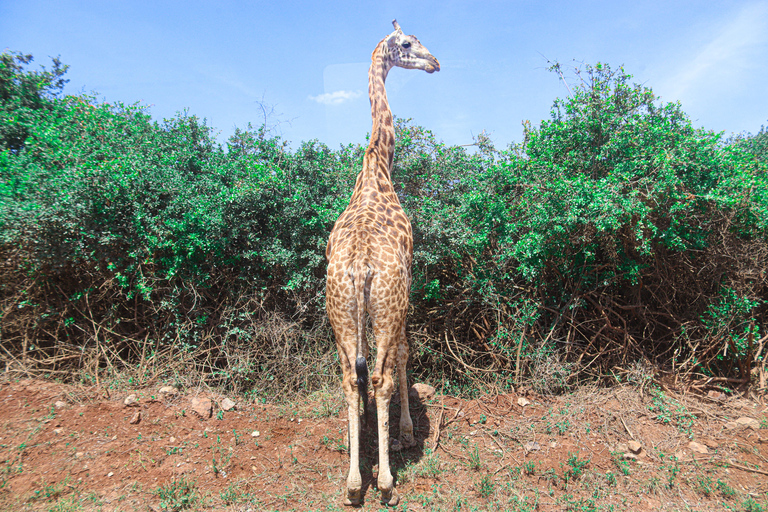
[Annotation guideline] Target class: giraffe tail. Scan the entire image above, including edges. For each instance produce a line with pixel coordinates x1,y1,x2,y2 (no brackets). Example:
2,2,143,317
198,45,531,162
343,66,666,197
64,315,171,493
354,262,371,421
355,355,369,420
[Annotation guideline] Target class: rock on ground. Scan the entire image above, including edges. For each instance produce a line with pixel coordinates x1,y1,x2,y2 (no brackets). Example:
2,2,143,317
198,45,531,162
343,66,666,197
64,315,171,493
190,397,212,419
409,383,436,402
220,397,236,411
158,386,179,396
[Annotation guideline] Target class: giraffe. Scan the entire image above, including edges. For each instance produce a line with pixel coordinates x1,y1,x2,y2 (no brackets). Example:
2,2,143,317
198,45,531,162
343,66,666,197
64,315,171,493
325,20,439,506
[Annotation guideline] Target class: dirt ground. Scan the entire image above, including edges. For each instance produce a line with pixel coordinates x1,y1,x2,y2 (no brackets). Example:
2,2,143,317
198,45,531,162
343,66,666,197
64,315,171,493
1,377,767,511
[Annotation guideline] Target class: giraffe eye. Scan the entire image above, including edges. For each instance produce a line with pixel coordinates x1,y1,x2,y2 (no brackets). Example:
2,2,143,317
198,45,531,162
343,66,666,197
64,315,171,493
402,41,411,49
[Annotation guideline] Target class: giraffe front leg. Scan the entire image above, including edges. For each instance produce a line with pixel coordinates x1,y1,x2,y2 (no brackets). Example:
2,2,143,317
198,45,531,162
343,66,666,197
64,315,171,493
342,373,363,506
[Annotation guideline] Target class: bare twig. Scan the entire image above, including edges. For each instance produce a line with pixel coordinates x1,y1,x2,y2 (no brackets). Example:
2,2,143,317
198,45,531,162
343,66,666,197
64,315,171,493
431,396,446,451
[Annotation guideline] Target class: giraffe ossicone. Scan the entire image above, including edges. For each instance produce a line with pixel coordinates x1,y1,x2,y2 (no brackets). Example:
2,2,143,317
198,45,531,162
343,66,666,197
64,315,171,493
325,20,439,506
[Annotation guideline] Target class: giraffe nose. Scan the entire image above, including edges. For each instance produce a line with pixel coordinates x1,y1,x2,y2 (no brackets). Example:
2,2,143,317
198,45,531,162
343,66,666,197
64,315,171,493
427,56,440,73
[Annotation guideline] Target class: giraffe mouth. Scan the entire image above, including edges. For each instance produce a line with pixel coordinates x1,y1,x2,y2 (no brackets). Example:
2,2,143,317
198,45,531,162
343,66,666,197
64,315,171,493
425,57,440,74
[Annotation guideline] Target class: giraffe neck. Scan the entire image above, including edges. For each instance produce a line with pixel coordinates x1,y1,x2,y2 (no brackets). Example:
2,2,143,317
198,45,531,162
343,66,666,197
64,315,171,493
359,40,396,186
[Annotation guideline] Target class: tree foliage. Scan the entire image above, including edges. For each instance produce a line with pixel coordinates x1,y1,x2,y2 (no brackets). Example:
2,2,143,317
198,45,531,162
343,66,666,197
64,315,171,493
1,54,766,392
733,123,768,164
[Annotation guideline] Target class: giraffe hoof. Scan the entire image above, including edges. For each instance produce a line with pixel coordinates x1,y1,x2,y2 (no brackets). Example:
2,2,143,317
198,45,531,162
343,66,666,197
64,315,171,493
400,433,417,449
343,494,362,506
391,434,415,452
380,486,399,506
343,485,362,506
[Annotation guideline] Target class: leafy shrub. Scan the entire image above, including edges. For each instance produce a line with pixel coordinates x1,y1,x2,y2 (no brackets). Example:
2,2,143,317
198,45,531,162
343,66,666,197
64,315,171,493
0,53,765,392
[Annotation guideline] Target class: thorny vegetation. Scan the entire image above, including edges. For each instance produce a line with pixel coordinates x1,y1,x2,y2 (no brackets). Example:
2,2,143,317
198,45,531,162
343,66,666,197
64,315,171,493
1,52,767,397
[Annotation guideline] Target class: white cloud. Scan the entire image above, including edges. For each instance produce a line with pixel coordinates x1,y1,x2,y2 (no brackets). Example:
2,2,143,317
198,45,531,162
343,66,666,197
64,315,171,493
663,3,768,102
308,90,363,105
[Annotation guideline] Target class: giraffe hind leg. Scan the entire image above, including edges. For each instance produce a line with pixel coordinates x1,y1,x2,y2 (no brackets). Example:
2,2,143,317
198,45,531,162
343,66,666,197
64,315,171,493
329,304,364,505
341,364,363,505
372,363,398,506
391,325,416,451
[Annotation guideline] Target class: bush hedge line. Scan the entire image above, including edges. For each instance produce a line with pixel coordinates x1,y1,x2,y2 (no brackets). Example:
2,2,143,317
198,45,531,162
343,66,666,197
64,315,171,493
1,52,766,393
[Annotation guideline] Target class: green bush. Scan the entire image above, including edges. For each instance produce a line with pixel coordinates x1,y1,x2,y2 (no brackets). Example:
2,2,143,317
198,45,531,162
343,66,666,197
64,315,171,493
0,53,765,392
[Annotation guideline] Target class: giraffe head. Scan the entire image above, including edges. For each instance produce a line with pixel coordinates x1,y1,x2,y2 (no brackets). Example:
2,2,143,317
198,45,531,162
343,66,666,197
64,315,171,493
385,20,440,74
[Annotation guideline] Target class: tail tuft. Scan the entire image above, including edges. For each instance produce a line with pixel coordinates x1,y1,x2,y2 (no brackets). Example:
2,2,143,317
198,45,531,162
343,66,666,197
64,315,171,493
355,356,370,419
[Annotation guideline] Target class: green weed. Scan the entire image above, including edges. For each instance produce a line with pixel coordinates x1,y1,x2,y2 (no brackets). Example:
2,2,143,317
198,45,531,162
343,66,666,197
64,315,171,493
468,444,482,471
716,479,736,498
694,475,713,496
220,480,254,505
155,477,198,510
476,474,495,498
524,460,536,476
610,451,631,476
398,450,442,483
743,496,767,512
648,387,696,438
562,453,590,484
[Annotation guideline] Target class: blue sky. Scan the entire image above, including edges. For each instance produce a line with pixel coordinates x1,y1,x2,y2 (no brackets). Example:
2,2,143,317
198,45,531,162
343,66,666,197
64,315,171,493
2,1,768,149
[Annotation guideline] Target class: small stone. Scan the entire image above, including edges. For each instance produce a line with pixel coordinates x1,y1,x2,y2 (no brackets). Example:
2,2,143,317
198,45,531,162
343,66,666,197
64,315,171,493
129,411,141,424
623,452,637,461
53,428,63,435
251,430,260,437
707,390,726,401
169,436,176,444
190,397,212,419
725,421,738,430
159,386,179,396
107,472,113,477
616,442,629,453
524,441,540,452
736,417,760,430
688,441,708,454
220,398,236,411
75,452,84,458
549,441,557,448
517,397,530,407
409,383,436,402
627,441,642,454
54,400,67,409
124,394,139,407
